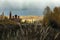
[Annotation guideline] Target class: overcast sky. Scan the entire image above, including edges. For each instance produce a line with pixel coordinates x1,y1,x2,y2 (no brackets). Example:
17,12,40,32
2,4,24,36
0,0,60,16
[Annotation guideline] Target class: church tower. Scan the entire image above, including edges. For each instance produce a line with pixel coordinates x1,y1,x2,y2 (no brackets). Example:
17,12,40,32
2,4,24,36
1,12,4,20
2,12,4,16
9,11,12,19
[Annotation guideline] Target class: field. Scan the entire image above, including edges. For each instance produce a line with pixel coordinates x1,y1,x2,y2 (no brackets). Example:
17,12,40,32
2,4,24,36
0,22,59,40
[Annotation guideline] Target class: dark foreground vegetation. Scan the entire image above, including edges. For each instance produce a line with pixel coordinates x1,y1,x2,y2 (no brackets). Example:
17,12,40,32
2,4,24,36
0,6,60,40
0,20,60,40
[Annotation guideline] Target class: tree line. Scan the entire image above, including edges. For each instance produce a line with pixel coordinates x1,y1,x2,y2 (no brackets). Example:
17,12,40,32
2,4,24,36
43,6,60,29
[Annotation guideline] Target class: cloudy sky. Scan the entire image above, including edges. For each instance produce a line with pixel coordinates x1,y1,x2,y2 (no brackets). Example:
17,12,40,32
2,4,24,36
0,0,60,16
